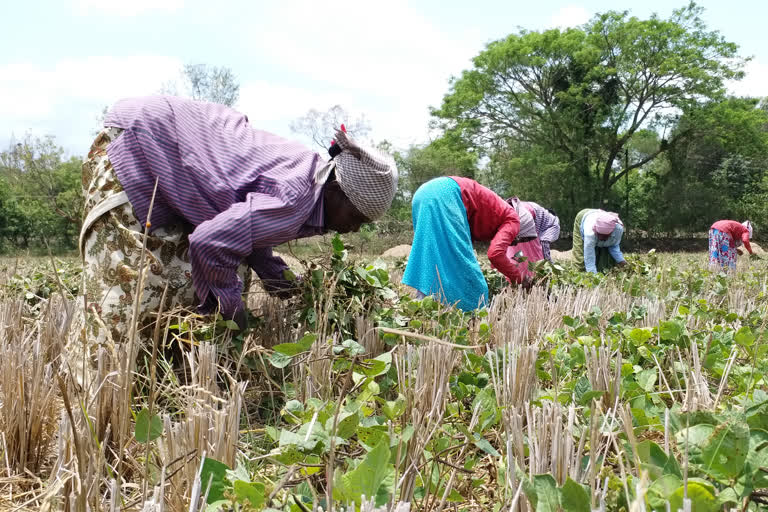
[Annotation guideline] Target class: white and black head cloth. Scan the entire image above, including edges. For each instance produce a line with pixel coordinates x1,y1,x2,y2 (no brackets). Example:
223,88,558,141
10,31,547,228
743,220,753,239
328,127,398,220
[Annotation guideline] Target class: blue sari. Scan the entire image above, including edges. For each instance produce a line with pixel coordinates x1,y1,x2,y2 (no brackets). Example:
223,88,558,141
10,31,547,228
402,177,488,311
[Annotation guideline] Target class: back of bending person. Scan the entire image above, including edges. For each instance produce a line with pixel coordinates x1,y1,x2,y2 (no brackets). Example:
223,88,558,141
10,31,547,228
572,209,626,273
403,177,527,311
709,220,754,270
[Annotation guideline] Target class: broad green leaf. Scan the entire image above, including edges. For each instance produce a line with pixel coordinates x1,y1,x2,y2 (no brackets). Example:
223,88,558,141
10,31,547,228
746,400,768,430
659,320,683,341
716,487,740,508
734,326,756,347
354,358,388,376
325,411,359,440
200,457,230,504
272,343,306,356
273,333,317,355
282,399,304,420
675,423,715,463
745,429,768,488
222,319,239,330
134,408,163,443
265,426,279,441
629,328,653,345
272,445,305,465
225,463,250,484
473,435,500,457
341,339,366,356
299,456,323,477
699,418,749,482
579,390,606,406
332,235,345,253
295,421,333,452
647,474,682,509
374,465,396,507
636,368,657,392
522,474,559,512
268,351,293,368
636,440,681,479
573,376,591,405
233,480,265,508
381,394,406,421
668,482,718,512
559,478,590,512
445,488,464,502
339,439,391,505
356,426,389,450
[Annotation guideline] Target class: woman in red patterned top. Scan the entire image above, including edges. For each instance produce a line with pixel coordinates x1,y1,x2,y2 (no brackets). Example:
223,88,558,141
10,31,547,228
709,220,754,270
402,176,531,311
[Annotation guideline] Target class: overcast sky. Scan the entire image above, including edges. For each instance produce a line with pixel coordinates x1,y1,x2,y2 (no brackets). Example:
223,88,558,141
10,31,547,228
1,0,766,156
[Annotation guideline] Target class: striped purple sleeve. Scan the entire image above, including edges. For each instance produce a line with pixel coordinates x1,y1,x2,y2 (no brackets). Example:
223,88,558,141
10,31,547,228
189,191,311,316
189,201,254,316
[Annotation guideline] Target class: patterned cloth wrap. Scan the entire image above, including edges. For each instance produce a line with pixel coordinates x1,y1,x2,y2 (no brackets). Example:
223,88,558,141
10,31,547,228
709,228,737,271
506,238,544,280
77,128,250,362
332,130,398,220
506,200,544,280
402,177,489,311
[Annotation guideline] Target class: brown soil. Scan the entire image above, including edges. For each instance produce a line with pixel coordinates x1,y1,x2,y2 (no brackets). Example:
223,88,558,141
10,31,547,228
381,244,412,259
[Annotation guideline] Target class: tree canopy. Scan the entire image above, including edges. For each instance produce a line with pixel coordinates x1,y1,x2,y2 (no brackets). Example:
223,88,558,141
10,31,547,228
432,2,748,220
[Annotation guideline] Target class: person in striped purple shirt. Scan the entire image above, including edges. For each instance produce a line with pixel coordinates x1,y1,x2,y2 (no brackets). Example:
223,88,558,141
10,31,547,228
78,95,398,351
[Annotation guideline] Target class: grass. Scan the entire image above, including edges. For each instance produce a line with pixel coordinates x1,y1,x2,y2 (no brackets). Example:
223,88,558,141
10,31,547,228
0,243,767,511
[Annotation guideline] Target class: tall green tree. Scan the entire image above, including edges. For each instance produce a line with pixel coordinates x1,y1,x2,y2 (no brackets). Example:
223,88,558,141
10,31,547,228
649,97,768,232
433,2,745,210
0,136,82,250
397,134,478,198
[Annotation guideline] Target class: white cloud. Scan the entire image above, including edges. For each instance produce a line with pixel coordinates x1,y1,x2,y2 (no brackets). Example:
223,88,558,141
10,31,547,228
728,59,768,98
245,0,481,149
73,0,184,16
549,5,590,29
0,56,182,153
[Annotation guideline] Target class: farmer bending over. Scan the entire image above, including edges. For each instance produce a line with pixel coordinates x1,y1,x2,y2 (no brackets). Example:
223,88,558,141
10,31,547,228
79,95,398,348
572,208,626,273
402,177,530,311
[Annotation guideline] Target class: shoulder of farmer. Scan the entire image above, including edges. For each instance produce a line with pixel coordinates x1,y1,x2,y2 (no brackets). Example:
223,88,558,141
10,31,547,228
468,180,508,213
448,176,472,191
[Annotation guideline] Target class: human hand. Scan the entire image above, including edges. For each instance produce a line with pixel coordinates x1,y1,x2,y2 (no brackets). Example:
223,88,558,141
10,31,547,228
521,276,534,291
737,249,744,256
750,252,761,260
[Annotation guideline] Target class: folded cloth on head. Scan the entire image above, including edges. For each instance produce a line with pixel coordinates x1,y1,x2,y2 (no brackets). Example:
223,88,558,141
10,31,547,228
594,211,621,235
332,130,398,221
742,220,753,239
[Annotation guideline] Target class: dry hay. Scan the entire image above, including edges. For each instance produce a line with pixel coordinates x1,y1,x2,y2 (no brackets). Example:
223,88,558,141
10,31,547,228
381,244,412,259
